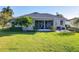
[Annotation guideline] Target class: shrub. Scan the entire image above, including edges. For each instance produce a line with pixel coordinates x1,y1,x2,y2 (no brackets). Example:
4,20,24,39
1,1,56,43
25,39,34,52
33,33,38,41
33,26,38,32
50,26,56,31
68,27,79,32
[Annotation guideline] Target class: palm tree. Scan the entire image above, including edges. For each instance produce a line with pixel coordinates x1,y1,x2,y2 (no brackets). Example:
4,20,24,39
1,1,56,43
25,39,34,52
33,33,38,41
2,6,14,16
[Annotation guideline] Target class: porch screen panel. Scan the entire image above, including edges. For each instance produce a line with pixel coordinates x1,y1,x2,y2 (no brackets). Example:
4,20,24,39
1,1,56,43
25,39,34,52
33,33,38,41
35,20,44,29
45,20,53,29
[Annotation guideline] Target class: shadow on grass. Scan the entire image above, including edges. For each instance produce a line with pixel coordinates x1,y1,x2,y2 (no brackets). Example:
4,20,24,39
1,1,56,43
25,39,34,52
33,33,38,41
0,28,54,37
0,32,36,37
0,29,37,37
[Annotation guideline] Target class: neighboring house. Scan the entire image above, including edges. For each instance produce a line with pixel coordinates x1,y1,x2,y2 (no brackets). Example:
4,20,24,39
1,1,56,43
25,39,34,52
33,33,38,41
65,20,71,28
11,12,68,31
65,20,70,26
70,17,79,28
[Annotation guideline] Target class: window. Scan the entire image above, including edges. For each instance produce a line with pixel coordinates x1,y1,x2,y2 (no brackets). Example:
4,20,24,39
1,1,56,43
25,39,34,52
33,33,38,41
60,20,63,25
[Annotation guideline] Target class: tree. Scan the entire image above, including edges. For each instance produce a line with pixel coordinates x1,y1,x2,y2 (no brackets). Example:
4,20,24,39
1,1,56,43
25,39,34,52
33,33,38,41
0,6,14,28
12,16,32,28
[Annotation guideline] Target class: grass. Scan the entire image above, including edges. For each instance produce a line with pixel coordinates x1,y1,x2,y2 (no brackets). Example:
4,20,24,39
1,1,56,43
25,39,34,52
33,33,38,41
0,31,79,52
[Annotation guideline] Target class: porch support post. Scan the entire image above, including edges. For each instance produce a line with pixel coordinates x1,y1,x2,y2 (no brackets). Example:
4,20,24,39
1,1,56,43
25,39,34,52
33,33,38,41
33,20,35,29
44,20,45,29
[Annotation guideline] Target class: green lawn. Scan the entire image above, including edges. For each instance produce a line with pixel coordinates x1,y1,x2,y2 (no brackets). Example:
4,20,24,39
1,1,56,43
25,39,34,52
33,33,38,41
0,31,79,52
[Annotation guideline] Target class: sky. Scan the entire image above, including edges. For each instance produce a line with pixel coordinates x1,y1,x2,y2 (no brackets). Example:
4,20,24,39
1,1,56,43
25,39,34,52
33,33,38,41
0,6,79,19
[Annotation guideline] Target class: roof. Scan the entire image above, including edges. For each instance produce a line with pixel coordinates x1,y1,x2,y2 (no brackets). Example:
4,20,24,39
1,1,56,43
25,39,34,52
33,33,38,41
21,12,56,18
20,12,67,20
11,12,68,21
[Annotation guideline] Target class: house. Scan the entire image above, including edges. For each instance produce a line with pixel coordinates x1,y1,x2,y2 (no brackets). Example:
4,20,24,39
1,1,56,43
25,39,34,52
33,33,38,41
70,17,79,28
11,12,68,31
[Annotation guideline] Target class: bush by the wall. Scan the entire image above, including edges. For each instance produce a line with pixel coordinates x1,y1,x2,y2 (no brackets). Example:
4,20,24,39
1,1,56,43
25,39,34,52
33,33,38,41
68,27,79,32
50,26,56,31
